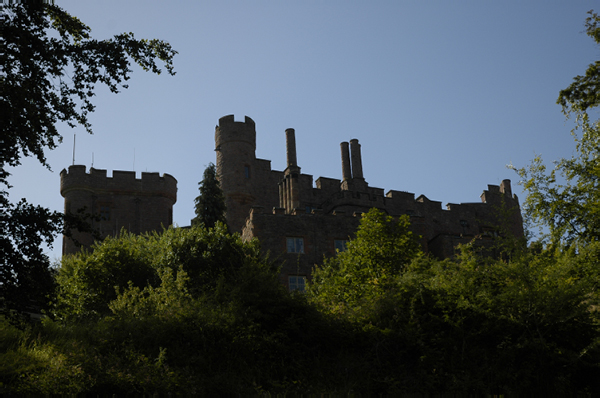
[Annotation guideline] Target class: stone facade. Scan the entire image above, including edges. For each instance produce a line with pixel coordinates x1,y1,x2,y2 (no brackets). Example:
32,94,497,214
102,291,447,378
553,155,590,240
216,115,524,289
60,165,177,255
59,115,524,291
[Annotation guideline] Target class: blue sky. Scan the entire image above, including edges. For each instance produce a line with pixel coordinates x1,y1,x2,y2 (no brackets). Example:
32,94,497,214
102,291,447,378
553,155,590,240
8,0,598,261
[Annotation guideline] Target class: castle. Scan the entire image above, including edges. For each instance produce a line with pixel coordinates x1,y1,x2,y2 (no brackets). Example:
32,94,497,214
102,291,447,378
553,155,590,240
60,165,177,255
61,115,524,291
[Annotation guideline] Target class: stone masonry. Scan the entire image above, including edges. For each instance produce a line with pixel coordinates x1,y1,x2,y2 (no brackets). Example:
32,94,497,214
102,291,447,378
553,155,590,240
215,115,524,289
60,165,177,255
59,115,524,292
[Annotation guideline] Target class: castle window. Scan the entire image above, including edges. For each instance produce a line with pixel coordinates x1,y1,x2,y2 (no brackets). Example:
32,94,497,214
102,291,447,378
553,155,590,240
334,240,348,253
289,275,306,292
460,220,469,227
99,206,110,221
244,165,251,179
287,237,304,253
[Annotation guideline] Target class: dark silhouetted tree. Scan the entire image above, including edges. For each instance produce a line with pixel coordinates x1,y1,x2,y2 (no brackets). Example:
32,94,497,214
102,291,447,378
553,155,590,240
192,163,227,229
1,2,176,324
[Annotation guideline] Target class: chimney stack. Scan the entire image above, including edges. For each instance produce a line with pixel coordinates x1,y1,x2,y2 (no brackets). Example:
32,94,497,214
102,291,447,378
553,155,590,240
285,128,297,168
350,139,364,180
340,141,351,181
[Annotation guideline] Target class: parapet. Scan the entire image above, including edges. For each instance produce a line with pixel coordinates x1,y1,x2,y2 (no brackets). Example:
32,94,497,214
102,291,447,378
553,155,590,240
218,114,255,127
480,179,517,204
215,114,256,149
60,165,177,203
386,190,416,201
315,177,341,192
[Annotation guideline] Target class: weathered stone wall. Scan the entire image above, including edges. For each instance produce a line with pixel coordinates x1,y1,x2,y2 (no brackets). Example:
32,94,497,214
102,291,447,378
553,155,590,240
215,115,285,232
242,206,361,288
60,165,177,255
216,115,524,285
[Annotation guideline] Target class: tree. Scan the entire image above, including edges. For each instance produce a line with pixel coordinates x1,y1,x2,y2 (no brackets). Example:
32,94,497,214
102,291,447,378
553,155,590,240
192,163,227,229
371,243,600,395
0,200,62,324
1,2,176,323
1,2,176,183
309,208,422,316
513,11,600,245
53,224,272,321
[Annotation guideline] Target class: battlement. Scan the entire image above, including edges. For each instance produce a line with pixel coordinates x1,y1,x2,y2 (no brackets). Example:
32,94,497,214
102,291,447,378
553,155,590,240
215,115,256,149
60,165,177,202
480,179,518,205
218,114,255,127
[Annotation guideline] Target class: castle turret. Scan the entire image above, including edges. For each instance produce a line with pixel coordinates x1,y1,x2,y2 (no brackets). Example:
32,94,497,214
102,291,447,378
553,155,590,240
60,165,177,255
215,115,257,232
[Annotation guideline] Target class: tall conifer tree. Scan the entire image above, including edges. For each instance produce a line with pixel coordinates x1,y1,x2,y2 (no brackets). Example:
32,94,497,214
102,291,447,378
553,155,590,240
192,163,227,229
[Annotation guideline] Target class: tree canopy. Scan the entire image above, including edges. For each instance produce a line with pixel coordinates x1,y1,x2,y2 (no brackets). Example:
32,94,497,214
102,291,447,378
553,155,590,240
0,2,176,324
1,2,176,185
514,10,600,245
309,208,422,316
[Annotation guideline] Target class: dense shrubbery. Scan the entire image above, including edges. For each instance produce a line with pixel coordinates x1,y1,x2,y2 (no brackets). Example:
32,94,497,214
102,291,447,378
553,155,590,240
309,209,600,395
2,217,599,395
1,224,362,394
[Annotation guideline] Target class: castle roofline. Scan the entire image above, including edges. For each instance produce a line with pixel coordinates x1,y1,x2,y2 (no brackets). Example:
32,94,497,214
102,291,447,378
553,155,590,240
60,165,177,202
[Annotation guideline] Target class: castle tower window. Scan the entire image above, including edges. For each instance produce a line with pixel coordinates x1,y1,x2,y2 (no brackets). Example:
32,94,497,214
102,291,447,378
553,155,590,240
289,275,306,292
286,237,304,253
244,165,251,179
334,240,348,253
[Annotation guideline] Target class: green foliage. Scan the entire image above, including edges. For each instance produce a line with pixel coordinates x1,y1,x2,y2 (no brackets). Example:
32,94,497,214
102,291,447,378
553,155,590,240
53,224,268,321
11,222,363,395
108,267,193,321
309,208,422,316
4,219,600,394
307,205,600,394
557,11,600,116
2,2,176,177
192,163,227,229
155,222,264,294
0,198,61,325
513,10,600,245
54,231,158,321
338,244,600,394
1,2,176,326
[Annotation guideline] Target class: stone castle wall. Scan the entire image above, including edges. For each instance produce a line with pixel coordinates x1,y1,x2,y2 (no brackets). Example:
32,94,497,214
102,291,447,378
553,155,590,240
59,115,523,293
215,115,524,289
60,165,177,255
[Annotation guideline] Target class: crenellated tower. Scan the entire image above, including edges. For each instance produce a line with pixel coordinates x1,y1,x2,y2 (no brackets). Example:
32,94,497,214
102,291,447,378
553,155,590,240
214,115,259,232
60,165,177,255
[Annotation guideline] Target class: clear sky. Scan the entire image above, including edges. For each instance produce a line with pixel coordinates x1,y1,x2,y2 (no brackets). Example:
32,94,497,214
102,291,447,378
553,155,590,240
8,0,598,261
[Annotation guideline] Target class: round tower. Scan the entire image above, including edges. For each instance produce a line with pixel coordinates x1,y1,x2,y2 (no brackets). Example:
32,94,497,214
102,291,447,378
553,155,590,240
214,115,257,232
